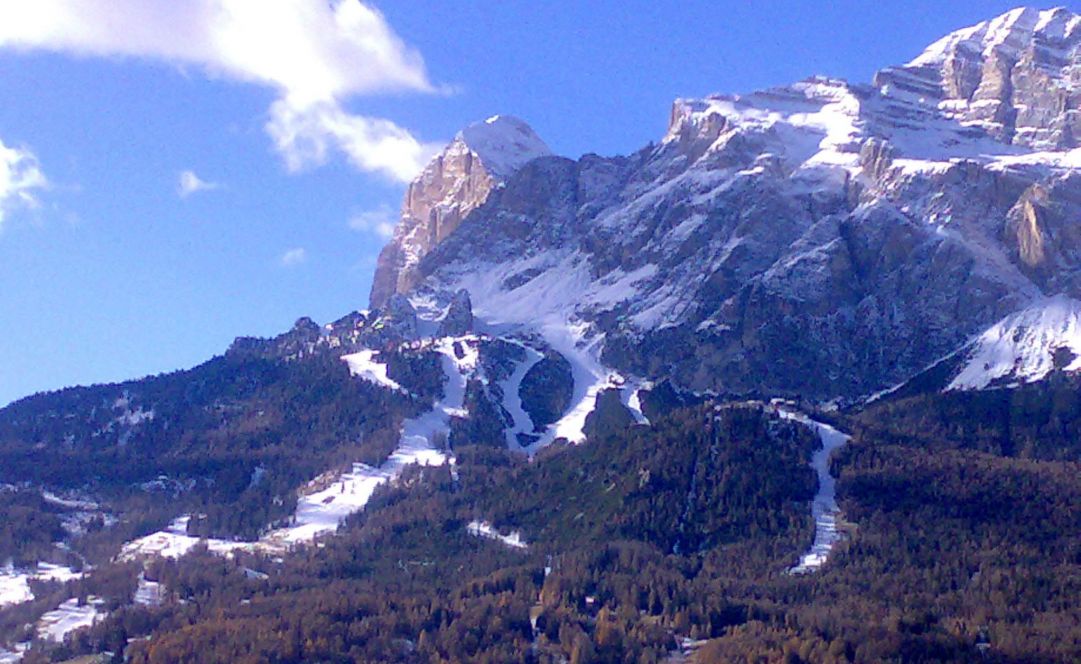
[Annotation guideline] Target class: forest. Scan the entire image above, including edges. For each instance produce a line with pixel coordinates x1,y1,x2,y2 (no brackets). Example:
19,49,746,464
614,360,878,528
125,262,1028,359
4,354,1081,662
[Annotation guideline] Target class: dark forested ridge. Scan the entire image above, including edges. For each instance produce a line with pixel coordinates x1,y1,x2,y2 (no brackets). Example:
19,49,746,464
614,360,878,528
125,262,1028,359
5,347,1081,662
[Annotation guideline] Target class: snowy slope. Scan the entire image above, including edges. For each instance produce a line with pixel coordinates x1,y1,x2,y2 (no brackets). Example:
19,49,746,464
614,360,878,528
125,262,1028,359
0,563,83,609
948,296,1081,390
342,349,405,392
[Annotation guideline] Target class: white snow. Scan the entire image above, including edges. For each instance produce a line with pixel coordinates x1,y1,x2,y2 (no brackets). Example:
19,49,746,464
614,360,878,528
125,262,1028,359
0,570,31,608
0,563,84,608
497,342,544,449
0,643,28,664
948,296,1081,391
778,408,851,574
32,563,81,584
342,349,405,393
466,520,528,549
622,380,652,425
37,596,105,642
457,115,552,179
119,516,250,560
442,253,648,450
666,80,863,175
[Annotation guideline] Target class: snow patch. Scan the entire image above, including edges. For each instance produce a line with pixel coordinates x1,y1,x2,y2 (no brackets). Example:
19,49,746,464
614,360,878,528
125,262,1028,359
342,349,405,393
134,575,164,607
467,520,528,549
497,342,544,449
0,563,84,608
0,571,31,609
622,380,652,425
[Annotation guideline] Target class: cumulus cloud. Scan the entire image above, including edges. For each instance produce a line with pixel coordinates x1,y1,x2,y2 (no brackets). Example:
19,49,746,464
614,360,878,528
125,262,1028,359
0,138,47,229
347,203,397,239
0,0,441,182
177,170,219,198
280,247,307,267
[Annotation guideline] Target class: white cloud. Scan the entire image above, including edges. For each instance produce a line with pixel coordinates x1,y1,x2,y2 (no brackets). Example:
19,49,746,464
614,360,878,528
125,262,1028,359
280,247,307,267
348,203,397,239
267,100,442,182
0,1,441,182
0,138,47,230
177,170,219,198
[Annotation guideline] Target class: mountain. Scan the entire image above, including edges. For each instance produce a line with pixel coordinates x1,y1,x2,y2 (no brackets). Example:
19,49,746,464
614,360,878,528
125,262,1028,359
369,115,551,308
7,7,1081,663
368,6,1081,403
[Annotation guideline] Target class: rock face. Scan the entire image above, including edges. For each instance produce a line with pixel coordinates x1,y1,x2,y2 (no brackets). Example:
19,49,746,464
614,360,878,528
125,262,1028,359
437,289,474,337
875,7,1081,150
365,7,1081,402
369,116,550,308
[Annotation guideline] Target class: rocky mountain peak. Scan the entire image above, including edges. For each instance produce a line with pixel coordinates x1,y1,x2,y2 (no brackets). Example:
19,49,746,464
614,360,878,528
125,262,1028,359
369,115,550,309
874,6,1081,150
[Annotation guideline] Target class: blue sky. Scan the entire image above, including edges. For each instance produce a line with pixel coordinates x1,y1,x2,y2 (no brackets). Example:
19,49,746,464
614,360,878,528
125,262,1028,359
0,0,1074,406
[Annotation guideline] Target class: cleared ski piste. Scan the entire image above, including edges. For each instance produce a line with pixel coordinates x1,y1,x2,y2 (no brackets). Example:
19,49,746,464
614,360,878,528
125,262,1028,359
120,317,640,562
778,407,851,573
496,341,544,450
122,338,471,560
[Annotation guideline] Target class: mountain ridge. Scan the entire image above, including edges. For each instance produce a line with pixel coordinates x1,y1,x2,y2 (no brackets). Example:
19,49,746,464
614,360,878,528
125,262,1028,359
363,5,1081,404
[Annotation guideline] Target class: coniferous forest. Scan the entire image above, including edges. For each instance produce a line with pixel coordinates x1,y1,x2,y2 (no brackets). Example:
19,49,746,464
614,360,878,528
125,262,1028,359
4,361,1081,663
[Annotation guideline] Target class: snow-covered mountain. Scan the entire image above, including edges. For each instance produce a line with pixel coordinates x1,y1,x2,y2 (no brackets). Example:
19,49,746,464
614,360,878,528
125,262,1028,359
369,6,1081,402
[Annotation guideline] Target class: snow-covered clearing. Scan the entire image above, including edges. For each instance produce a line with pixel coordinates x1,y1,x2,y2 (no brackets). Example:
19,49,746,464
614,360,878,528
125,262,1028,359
467,520,528,550
37,597,105,642
0,563,84,608
0,573,30,609
778,408,851,574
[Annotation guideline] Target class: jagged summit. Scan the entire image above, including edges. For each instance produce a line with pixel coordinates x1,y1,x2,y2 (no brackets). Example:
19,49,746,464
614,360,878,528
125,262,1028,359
369,115,550,308
876,6,1081,150
908,6,1081,68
